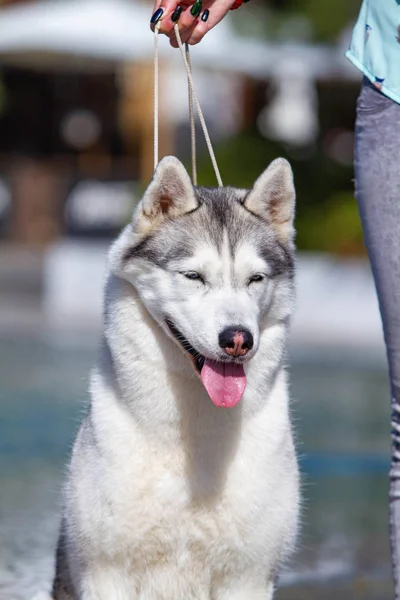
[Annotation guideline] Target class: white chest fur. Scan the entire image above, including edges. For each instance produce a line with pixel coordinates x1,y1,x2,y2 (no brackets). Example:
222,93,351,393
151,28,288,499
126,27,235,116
65,364,299,600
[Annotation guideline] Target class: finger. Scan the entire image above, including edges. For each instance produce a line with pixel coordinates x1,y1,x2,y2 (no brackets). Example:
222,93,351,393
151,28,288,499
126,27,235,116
192,0,234,35
169,0,203,43
151,0,163,15
186,9,210,45
150,0,182,34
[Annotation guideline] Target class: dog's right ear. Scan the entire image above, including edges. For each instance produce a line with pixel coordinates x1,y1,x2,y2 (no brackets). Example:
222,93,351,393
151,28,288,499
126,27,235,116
133,156,198,235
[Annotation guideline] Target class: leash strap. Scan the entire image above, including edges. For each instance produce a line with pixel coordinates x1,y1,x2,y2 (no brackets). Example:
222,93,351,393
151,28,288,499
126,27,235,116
153,22,223,187
154,21,161,174
186,42,197,186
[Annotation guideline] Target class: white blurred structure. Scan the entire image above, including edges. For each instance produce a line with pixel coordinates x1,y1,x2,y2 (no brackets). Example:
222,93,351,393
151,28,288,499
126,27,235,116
0,4,360,86
259,72,319,146
44,242,107,331
0,0,357,78
291,254,384,356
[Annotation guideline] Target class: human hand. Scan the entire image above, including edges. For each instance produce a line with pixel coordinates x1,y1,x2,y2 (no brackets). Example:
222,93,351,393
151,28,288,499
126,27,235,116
150,0,236,46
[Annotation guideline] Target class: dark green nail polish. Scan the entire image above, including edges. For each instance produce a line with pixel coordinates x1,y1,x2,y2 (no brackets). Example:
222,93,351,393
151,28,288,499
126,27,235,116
171,5,183,21
190,0,202,17
151,8,164,24
201,8,209,21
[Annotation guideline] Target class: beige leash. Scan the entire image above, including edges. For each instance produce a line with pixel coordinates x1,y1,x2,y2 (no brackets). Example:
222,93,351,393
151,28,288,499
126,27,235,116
153,21,223,187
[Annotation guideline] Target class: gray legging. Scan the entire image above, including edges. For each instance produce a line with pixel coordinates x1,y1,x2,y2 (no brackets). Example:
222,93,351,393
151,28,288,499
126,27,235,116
355,77,400,597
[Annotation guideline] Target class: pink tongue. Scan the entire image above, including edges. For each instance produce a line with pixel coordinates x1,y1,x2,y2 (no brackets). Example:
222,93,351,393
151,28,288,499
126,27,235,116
200,359,246,408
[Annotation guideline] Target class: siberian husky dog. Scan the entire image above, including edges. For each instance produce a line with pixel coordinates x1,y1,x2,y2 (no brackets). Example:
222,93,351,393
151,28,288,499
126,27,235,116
51,156,300,600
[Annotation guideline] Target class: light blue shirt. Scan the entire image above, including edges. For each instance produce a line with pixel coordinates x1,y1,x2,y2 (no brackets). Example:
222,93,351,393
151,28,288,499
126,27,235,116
346,0,400,104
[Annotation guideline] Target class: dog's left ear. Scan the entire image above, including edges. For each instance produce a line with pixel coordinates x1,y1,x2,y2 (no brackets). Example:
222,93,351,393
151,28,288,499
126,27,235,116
244,158,296,244
133,156,198,235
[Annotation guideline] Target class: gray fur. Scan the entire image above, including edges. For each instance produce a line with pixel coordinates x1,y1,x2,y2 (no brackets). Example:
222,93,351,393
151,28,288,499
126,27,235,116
124,186,295,278
52,517,74,600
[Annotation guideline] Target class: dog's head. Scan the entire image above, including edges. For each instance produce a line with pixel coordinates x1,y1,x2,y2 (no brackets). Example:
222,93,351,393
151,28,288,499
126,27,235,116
109,156,296,408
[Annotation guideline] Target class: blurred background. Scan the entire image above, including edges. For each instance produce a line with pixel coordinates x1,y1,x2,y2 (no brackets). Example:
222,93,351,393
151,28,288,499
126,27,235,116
0,0,393,598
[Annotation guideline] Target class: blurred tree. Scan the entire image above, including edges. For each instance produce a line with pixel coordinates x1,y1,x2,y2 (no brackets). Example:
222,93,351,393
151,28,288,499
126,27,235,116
296,191,365,255
290,0,361,41
194,122,364,255
234,0,361,42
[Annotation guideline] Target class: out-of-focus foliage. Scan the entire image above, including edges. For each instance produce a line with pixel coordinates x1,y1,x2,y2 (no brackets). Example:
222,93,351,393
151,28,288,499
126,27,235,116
296,192,365,255
234,0,361,43
194,128,364,255
291,0,360,42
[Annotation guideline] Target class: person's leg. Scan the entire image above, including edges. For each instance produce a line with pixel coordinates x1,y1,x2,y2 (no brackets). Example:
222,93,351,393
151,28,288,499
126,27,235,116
354,77,400,596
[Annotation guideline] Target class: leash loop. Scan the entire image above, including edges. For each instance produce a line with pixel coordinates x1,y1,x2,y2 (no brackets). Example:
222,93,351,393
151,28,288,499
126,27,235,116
153,22,223,187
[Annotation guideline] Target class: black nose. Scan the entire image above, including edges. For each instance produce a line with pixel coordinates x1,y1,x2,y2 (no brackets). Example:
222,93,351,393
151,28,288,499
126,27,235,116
219,327,254,357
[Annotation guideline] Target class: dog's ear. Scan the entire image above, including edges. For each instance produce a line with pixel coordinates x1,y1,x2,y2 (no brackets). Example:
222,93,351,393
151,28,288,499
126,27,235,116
133,156,198,235
244,158,295,244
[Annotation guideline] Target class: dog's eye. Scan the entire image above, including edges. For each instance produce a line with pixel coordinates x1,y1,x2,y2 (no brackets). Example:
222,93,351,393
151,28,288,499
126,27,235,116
248,273,265,285
181,271,204,283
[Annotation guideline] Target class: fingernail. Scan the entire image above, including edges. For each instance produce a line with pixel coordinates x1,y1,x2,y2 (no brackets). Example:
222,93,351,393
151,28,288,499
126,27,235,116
201,8,209,21
171,5,183,21
151,8,164,24
190,0,202,17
